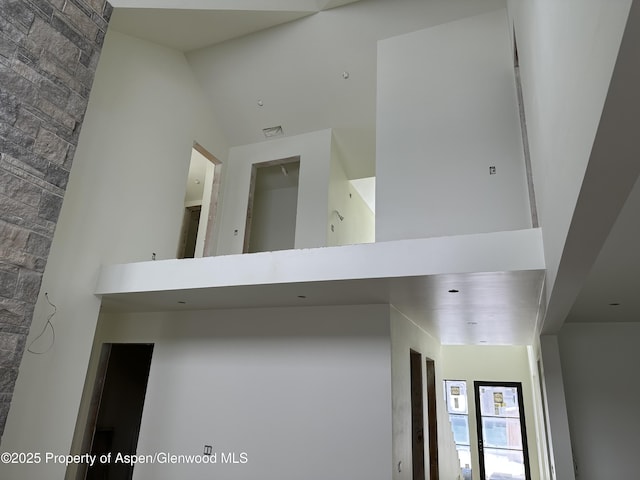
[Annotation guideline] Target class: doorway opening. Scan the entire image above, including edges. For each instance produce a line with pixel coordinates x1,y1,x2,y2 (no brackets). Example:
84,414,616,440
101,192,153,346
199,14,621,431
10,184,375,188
425,358,439,480
474,381,531,480
243,156,300,253
177,142,222,258
179,205,201,259
410,350,425,480
79,344,154,480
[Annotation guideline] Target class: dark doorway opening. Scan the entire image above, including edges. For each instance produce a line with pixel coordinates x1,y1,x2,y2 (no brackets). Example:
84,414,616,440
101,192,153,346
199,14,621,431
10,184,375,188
410,350,425,480
178,205,202,259
425,358,439,480
83,344,153,480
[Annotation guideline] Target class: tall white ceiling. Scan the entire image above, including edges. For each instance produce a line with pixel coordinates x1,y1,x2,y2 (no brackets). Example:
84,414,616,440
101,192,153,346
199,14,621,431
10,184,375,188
109,9,316,52
108,0,365,52
109,0,356,11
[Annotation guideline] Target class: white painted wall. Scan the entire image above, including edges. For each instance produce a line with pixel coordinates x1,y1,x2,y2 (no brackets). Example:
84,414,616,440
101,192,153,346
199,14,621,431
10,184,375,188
249,179,298,252
91,305,392,480
558,323,640,480
539,335,575,480
441,345,541,480
507,0,631,303
184,149,208,205
328,137,375,246
0,29,228,479
186,0,508,180
216,130,332,255
506,4,632,477
376,8,531,242
350,176,375,213
96,229,545,296
390,308,462,480
526,343,552,480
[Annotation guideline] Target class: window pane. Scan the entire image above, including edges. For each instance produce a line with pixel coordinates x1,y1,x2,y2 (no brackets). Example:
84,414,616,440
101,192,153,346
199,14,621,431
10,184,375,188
449,414,470,445
456,444,472,480
478,386,520,418
444,379,472,479
445,380,468,414
481,417,523,450
483,448,526,480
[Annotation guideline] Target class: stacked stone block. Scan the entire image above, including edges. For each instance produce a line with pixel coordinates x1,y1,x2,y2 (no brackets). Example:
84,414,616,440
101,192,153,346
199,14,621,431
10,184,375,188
0,0,111,437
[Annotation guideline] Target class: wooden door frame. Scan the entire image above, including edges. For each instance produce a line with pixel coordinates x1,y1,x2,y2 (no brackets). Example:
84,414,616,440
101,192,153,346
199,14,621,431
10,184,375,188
473,381,532,480
192,142,222,257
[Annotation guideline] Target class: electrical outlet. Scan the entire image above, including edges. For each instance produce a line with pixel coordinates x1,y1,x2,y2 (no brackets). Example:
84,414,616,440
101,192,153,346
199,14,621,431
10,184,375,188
489,166,496,175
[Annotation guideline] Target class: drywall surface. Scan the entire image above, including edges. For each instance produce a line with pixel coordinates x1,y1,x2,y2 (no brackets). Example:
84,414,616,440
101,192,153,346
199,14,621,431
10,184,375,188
186,0,507,180
96,229,545,296
328,138,374,246
0,29,228,479
558,323,640,480
376,8,530,241
350,176,375,213
109,0,319,10
216,130,331,255
539,335,575,480
184,148,208,205
248,174,298,252
526,344,552,480
507,0,631,304
441,345,541,480
92,305,392,480
390,308,461,480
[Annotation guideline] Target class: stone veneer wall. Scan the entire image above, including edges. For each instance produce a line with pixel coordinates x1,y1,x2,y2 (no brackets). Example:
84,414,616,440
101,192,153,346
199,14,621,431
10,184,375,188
0,0,111,437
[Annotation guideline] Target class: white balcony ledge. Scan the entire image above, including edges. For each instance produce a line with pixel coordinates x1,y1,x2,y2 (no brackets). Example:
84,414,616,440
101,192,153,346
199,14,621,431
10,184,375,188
97,229,545,345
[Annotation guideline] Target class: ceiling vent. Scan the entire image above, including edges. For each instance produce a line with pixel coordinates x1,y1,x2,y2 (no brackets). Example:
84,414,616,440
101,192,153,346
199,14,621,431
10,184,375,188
263,125,284,138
